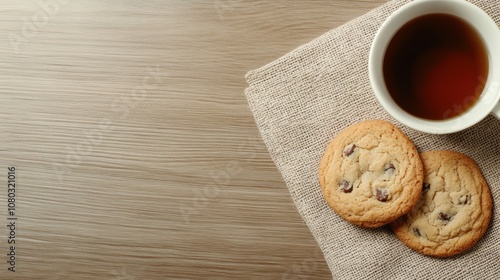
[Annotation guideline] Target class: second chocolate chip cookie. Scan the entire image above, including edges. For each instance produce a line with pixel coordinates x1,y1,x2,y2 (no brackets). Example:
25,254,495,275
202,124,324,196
391,151,492,257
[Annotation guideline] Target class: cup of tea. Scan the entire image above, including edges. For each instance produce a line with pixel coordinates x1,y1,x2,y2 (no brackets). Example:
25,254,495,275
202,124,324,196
369,0,500,134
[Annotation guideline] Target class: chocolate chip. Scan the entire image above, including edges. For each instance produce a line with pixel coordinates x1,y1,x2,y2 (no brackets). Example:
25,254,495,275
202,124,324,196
459,195,470,205
422,183,430,193
339,180,353,193
384,163,396,172
439,213,451,222
343,144,356,157
376,188,389,202
413,228,421,237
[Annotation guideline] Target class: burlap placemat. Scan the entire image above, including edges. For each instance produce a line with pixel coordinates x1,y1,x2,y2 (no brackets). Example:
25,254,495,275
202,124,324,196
245,0,500,279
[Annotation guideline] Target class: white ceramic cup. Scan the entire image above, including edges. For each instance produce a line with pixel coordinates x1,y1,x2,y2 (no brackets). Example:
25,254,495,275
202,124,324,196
369,0,500,134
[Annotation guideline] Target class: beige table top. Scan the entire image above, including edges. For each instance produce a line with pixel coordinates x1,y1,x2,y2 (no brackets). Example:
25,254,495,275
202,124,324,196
0,1,386,279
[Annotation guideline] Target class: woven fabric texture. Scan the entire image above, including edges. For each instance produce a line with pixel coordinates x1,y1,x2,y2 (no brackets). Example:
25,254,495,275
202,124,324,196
245,0,500,279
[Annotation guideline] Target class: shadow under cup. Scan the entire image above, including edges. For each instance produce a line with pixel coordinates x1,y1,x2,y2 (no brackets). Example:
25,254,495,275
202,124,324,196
369,0,500,134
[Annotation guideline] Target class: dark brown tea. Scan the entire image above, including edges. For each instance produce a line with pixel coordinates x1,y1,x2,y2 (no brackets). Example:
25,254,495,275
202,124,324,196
383,14,489,120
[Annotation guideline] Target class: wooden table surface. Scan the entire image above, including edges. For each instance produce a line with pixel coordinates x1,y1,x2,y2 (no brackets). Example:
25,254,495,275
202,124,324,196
0,1,386,279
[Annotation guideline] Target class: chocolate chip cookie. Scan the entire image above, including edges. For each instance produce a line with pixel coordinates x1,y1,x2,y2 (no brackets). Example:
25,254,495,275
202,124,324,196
391,151,492,257
319,120,423,228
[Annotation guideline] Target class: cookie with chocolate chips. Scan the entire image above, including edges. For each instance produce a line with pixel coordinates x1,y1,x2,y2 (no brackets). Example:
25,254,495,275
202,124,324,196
391,151,492,258
319,120,423,228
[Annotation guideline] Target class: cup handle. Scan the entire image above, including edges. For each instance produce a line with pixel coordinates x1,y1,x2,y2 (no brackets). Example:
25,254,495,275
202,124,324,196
493,102,500,120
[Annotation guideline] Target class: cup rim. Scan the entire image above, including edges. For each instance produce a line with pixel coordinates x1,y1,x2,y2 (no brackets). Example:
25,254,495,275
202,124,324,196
369,0,500,134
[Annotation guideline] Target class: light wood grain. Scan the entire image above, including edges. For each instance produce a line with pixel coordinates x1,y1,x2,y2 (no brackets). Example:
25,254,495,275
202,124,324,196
0,1,386,279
